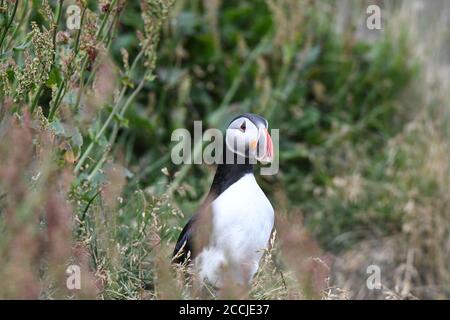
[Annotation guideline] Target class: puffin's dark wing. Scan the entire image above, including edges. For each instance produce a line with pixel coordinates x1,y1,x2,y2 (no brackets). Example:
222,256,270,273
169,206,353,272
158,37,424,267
172,200,214,265
172,215,197,264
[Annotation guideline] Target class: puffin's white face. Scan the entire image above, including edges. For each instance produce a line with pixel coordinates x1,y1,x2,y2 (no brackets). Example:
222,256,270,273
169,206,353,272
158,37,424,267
225,115,273,164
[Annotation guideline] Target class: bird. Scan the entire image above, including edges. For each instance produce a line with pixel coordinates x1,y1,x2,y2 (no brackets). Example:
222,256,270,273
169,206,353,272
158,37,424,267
172,113,275,288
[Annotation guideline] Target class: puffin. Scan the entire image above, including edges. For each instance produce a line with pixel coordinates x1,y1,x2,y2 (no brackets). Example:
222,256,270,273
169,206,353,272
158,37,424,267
172,113,275,288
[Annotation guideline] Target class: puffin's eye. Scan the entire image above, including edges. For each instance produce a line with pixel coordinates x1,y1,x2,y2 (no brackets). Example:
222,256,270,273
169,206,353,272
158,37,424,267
240,121,246,132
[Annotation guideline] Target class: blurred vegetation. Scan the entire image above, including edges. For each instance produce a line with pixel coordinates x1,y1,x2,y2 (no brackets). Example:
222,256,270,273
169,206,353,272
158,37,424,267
147,0,416,252
1,0,449,299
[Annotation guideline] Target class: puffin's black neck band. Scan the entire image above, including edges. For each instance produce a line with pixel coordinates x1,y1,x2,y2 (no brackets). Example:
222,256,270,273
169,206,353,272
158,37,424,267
208,144,254,198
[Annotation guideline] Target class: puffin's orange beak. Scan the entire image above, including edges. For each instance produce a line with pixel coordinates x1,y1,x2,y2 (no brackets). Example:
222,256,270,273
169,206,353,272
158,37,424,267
256,128,273,163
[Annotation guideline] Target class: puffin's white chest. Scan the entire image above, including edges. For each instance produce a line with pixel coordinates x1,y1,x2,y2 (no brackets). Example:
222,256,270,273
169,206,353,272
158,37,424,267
211,174,274,257
196,174,274,285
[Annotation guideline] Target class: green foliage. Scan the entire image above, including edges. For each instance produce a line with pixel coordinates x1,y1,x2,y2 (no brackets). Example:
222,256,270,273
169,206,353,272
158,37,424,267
131,1,416,251
2,0,439,299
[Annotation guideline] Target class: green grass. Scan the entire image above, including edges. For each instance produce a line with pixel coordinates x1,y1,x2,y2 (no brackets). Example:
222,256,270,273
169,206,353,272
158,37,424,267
0,0,449,299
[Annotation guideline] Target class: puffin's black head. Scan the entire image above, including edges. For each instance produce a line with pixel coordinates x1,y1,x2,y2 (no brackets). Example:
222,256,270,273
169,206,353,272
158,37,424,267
225,113,273,164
